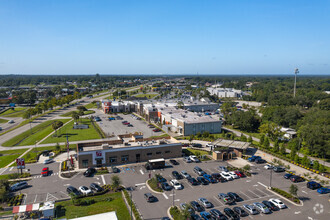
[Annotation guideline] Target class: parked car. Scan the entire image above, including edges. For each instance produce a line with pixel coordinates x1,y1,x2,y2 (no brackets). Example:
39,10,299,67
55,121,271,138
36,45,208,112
273,166,285,172
83,167,96,177
169,159,179,165
156,175,167,183
200,211,213,220
191,214,203,220
206,143,214,148
161,182,172,191
111,166,120,173
170,179,183,190
172,171,182,180
79,186,92,195
210,209,227,220
227,192,240,202
198,198,213,208
41,167,49,176
182,143,190,147
220,172,233,181
262,200,279,211
234,171,245,178
184,157,192,163
248,156,261,162
194,166,206,176
188,177,199,185
243,204,259,215
197,177,209,185
253,202,271,214
181,170,191,179
192,143,203,148
284,173,293,179
211,173,224,182
190,155,201,163
317,187,330,194
307,181,322,190
218,193,233,204
90,183,103,192
179,203,194,214
190,201,204,212
8,120,15,124
148,124,155,128
228,172,239,179
10,181,28,192
43,158,54,164
218,166,228,172
264,164,273,170
153,128,161,132
223,208,239,220
268,198,286,209
144,193,157,202
203,174,217,184
127,124,133,127
233,207,248,217
290,175,304,183
67,186,81,196
255,158,266,164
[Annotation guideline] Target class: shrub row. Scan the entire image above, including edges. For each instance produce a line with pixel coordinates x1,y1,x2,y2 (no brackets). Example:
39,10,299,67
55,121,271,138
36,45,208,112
8,194,24,207
147,177,163,192
270,187,300,204
227,166,252,177
123,189,142,220
169,206,182,220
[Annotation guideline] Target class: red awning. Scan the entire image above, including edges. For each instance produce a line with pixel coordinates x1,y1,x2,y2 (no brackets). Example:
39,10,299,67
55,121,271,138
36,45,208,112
12,206,20,214
26,204,33,212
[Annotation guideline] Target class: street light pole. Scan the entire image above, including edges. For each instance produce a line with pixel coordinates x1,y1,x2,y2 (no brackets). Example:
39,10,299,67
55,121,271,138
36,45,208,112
172,187,175,207
270,168,273,189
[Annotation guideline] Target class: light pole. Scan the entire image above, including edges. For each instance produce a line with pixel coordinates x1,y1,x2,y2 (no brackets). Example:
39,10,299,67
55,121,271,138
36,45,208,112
172,187,175,207
270,168,273,189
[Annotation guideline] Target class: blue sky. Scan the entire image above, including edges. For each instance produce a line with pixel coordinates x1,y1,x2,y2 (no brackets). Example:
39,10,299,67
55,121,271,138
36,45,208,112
0,0,329,75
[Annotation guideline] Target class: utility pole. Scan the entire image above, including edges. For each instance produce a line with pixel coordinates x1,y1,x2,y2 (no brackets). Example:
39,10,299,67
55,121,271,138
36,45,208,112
270,168,273,188
294,68,299,97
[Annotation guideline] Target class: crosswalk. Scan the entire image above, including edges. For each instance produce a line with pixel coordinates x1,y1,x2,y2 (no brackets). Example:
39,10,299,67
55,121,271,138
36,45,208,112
33,172,59,178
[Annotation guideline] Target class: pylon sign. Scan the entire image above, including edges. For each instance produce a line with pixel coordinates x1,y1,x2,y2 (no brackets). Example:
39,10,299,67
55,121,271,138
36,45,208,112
16,158,25,169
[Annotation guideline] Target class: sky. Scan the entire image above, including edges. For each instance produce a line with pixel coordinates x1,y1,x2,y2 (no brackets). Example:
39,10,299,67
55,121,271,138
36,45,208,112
0,0,329,75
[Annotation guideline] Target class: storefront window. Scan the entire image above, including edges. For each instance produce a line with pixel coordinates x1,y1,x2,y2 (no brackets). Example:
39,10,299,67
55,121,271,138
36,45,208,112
82,159,89,168
121,155,129,162
109,156,117,163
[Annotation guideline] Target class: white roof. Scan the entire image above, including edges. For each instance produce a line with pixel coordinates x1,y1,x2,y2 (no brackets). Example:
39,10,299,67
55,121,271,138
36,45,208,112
70,211,118,220
149,158,165,163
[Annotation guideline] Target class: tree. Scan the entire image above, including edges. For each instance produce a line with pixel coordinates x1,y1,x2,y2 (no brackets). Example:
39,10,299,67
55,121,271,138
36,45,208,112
248,135,253,144
273,140,280,153
0,179,10,203
260,134,265,146
289,184,298,197
319,164,326,173
52,121,63,137
280,143,286,155
313,160,320,170
240,134,247,142
263,137,270,149
111,175,122,191
189,135,194,143
72,111,79,122
294,154,300,163
55,143,60,151
243,164,251,171
176,101,184,109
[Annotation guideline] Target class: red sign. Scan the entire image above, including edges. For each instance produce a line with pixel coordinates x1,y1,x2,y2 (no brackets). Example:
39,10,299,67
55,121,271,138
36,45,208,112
16,158,25,169
96,151,102,157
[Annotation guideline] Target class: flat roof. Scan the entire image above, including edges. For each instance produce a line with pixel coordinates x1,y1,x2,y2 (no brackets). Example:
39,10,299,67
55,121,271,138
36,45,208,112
212,139,250,150
70,211,117,220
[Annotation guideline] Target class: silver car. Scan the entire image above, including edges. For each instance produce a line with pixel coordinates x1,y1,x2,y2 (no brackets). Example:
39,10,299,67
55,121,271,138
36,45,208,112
198,197,213,208
181,170,191,179
179,203,194,214
243,204,259,215
253,202,271,214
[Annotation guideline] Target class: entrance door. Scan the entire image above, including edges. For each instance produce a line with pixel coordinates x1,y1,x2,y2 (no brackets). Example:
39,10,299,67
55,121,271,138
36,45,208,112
136,154,140,163
96,159,103,167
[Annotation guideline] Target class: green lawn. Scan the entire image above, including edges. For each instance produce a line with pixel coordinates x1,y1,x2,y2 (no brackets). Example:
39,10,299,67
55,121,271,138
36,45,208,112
84,102,98,109
2,119,70,147
134,93,158,99
0,149,28,168
60,110,95,117
0,107,27,117
41,118,101,144
0,118,9,123
55,192,130,219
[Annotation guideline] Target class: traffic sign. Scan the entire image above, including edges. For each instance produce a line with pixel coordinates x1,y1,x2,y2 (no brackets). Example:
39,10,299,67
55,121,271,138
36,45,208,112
16,158,25,169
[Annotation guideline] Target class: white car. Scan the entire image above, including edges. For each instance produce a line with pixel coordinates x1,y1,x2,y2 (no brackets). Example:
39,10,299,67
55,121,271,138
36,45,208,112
189,155,200,163
264,164,273,170
8,120,14,124
43,158,54,164
180,171,191,179
79,186,92,195
198,197,213,208
220,172,233,181
229,171,239,179
184,157,192,163
269,198,286,209
206,143,214,148
170,179,183,190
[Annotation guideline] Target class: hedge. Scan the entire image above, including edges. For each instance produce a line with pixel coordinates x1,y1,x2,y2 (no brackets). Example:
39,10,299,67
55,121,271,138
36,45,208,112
123,189,142,220
270,187,300,204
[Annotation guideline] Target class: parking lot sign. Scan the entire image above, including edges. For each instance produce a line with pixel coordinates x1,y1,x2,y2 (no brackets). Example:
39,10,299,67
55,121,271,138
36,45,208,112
16,158,25,169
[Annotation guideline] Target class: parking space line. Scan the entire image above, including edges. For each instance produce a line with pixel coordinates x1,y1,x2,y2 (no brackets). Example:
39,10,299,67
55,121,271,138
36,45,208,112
248,190,260,198
101,175,106,185
33,195,38,203
140,169,144,175
257,182,267,188
213,196,225,206
240,191,252,200
163,193,168,199
9,167,14,171
254,188,267,197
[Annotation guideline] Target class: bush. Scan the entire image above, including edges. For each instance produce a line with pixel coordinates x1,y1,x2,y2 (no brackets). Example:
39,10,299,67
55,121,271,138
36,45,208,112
123,190,142,220
271,187,300,204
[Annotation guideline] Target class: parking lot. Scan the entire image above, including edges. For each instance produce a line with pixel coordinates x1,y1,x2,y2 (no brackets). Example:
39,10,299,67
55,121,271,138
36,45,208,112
93,111,166,138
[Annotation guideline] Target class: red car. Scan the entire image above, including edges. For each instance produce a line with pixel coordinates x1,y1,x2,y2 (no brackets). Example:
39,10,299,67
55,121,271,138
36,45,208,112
153,128,161,132
123,122,130,125
234,171,245,178
41,167,49,176
182,143,190,147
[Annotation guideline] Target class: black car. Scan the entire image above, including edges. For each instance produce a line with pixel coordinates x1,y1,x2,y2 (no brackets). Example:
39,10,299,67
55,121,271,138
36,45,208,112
190,201,204,212
111,166,120,173
192,143,203,148
90,183,103,192
284,173,293,179
83,167,96,177
262,200,279,211
233,207,249,217
67,186,81,196
161,182,172,191
169,159,179,165
172,171,182,180
255,158,266,164
156,175,167,183
188,177,199,185
290,175,304,183
197,177,209,185
227,192,240,202
273,166,285,172
224,208,239,220
210,209,228,220
144,193,157,202
307,181,322,190
191,214,203,220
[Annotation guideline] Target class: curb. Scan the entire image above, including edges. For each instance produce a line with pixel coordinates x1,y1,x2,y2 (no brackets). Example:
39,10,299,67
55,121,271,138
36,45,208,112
266,187,304,207
8,177,32,182
145,179,163,194
167,206,174,220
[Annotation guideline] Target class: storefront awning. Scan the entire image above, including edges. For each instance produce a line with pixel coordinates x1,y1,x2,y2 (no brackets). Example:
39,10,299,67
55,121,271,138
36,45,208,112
12,203,40,213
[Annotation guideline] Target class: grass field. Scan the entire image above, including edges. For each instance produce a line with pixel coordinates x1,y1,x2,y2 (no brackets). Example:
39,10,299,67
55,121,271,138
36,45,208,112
134,93,158,99
2,119,70,147
0,107,27,117
0,149,28,168
60,110,95,117
41,118,101,144
55,192,130,219
0,118,9,123
84,102,98,109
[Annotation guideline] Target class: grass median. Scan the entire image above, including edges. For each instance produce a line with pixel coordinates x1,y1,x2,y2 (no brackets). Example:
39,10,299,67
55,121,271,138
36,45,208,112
55,192,130,219
0,149,27,168
0,107,27,117
2,119,70,147
0,118,9,123
133,93,158,99
60,110,95,117
41,118,101,144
